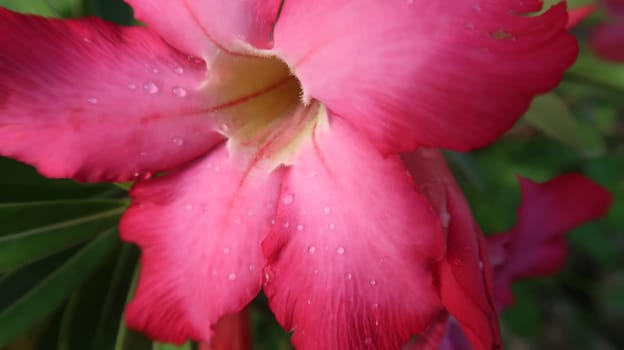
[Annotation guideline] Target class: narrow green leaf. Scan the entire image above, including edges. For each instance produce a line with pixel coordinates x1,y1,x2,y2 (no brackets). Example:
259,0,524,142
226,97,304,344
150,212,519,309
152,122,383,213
152,342,192,350
523,93,584,148
0,228,118,346
56,244,139,350
0,206,125,271
113,265,152,350
0,200,127,237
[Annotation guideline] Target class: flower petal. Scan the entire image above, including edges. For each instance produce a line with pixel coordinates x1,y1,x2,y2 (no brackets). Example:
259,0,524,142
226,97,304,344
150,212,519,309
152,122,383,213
0,9,224,182
120,145,283,343
403,149,500,350
199,309,252,350
274,1,577,153
488,174,612,309
262,118,445,350
125,0,282,57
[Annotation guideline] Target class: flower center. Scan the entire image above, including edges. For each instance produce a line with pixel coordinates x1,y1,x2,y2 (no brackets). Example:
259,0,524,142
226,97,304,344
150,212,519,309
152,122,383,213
202,52,325,168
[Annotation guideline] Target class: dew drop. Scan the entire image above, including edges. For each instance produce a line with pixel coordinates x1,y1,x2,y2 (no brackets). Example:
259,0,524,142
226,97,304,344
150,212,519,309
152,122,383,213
172,86,187,97
369,279,377,286
247,210,253,217
214,165,221,172
323,206,331,215
296,224,304,232
152,67,159,74
440,212,451,229
173,66,184,74
82,37,91,43
374,320,379,326
453,258,462,266
172,138,184,146
228,273,237,281
307,246,316,254
128,83,137,90
87,97,98,104
364,338,373,345
223,247,231,254
310,171,317,178
283,221,290,228
184,204,193,212
373,303,379,309
328,223,336,231
336,247,345,255
248,264,255,271
139,151,147,157
234,218,241,225
345,273,353,280
313,269,319,274
478,261,484,270
283,194,295,205
270,219,276,225
143,82,159,94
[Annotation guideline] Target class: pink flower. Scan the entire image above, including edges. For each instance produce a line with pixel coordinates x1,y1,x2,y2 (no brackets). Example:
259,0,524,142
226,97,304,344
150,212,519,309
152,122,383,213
590,0,624,61
408,174,612,350
0,1,577,349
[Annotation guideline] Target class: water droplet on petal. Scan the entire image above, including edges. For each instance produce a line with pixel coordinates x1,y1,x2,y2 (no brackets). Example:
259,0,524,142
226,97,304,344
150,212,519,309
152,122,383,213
143,81,159,94
224,247,231,254
345,273,353,280
369,279,377,286
364,338,373,345
306,299,311,305
323,206,331,215
184,204,193,211
283,221,290,228
247,210,253,217
296,224,304,231
152,67,159,74
234,218,241,224
87,97,98,104
128,83,137,90
336,247,345,255
228,273,237,281
173,66,184,74
172,138,184,146
440,212,451,229
172,86,187,97
248,264,255,271
283,194,295,205
478,261,484,270
307,246,316,254
313,269,319,274
310,171,317,177
328,223,336,231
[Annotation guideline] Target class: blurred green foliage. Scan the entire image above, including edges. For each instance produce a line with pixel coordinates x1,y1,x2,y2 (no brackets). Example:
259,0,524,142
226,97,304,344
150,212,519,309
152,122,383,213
0,0,621,349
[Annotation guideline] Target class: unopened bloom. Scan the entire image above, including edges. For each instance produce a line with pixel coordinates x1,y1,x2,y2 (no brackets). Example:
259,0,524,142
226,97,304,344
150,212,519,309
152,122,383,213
590,0,624,61
407,173,612,350
0,1,577,349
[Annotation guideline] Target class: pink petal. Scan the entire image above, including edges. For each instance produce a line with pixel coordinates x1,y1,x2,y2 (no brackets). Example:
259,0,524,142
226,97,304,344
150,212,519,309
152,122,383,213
590,22,624,61
406,313,449,350
262,119,445,349
567,5,596,28
120,145,283,343
273,1,577,153
198,309,252,350
403,149,500,350
125,0,282,57
0,9,224,182
489,174,612,309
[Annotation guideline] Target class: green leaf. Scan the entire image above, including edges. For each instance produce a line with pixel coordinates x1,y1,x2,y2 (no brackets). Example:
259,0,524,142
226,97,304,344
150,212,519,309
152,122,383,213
113,265,152,350
0,200,126,272
0,0,82,17
0,158,121,202
57,244,139,350
523,93,584,148
0,229,119,346
152,342,192,350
